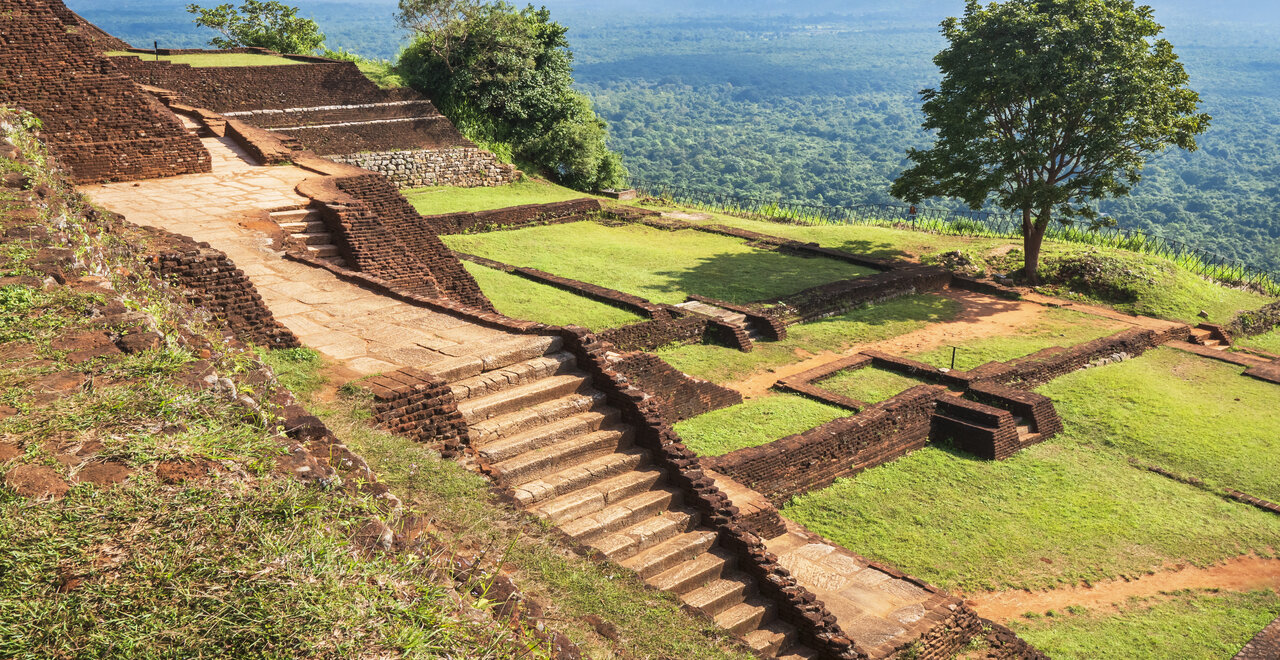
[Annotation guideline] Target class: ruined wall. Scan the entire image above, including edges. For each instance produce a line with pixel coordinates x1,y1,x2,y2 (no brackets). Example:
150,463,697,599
0,0,209,183
428,198,603,235
608,352,742,423
365,368,470,458
931,397,1020,461
990,327,1189,389
705,385,944,502
1228,300,1280,339
768,266,952,324
331,148,517,187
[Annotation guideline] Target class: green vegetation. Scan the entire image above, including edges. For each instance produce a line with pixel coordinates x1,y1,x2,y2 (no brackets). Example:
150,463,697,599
1236,327,1280,355
106,50,301,67
441,221,873,306
186,0,325,54
262,352,755,660
674,395,847,456
405,178,591,216
396,1,625,190
463,262,646,330
1040,347,1280,501
818,367,929,404
908,308,1123,371
1012,590,1280,660
659,294,960,383
782,441,1280,592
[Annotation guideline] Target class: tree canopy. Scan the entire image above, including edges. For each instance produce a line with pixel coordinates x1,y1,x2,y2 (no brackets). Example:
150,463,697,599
891,0,1211,281
186,0,325,54
395,0,626,192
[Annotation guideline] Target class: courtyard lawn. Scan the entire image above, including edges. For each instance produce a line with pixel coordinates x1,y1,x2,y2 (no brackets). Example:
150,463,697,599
405,179,592,215
106,51,301,67
442,221,874,306
1011,590,1280,660
463,263,644,331
817,367,931,404
907,308,1125,371
658,294,961,384
1235,327,1280,355
781,441,1280,592
674,394,847,456
1039,347,1280,501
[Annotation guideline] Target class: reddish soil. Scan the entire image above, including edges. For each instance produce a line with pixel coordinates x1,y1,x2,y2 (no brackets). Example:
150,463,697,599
965,556,1280,622
156,458,216,484
31,371,87,394
0,443,21,463
4,464,70,499
75,462,133,487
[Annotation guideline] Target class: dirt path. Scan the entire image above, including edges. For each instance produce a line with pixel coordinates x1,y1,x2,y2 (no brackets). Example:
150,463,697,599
964,556,1280,622
731,290,1055,398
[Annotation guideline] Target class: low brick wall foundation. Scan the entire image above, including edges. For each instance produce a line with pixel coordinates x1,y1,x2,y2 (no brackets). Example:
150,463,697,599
364,368,470,458
429,198,603,234
332,148,518,188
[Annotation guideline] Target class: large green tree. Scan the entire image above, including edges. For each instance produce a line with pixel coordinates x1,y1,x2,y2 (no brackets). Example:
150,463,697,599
891,0,1210,282
396,0,626,191
187,1,325,55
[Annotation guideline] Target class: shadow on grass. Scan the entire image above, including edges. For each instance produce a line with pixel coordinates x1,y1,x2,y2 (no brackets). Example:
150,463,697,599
649,248,876,305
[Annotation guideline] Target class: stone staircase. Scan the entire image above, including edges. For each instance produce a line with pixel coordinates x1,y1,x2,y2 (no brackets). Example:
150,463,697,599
1190,326,1229,351
676,299,768,342
440,334,817,659
1011,414,1041,447
269,206,346,266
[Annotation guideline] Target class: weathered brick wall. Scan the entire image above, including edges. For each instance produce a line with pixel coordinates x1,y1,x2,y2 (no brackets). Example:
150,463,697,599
428,198,603,234
141,228,299,349
332,148,518,187
931,397,1020,461
1228,300,1280,339
364,368,470,458
273,117,472,156
608,351,742,422
0,0,210,183
990,326,1189,389
599,314,709,351
705,385,944,502
768,266,953,324
58,7,132,51
967,382,1063,439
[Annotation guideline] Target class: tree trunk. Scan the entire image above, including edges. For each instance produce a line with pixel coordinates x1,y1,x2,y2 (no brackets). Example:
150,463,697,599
1023,208,1050,285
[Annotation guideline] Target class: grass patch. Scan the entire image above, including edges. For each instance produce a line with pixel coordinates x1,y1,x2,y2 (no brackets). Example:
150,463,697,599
106,51,301,67
1039,347,1280,501
781,441,1280,592
443,221,873,306
658,294,962,384
817,367,928,404
462,262,646,330
1011,589,1280,660
907,308,1124,371
1236,327,1280,355
405,179,590,215
675,394,847,456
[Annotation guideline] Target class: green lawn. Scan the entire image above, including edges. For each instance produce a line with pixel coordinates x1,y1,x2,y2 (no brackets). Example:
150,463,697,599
463,262,645,330
406,179,592,215
644,205,1275,324
1039,347,1280,501
781,441,1280,592
443,221,874,306
1012,590,1280,660
674,394,848,456
107,51,301,67
817,367,930,404
908,308,1125,371
658,294,961,384
1236,327,1280,355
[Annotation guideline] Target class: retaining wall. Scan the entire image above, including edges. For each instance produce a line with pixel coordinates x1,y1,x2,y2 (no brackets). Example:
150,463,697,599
332,148,517,188
768,267,953,324
364,368,470,458
1228,300,1280,339
608,351,743,423
428,198,603,235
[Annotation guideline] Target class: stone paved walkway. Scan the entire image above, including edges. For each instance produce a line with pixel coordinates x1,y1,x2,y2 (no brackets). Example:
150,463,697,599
80,132,511,375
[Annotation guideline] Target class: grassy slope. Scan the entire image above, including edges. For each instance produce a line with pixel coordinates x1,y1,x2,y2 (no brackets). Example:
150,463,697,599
106,51,300,67
406,179,592,216
263,351,755,660
463,262,645,330
658,294,961,383
1040,347,1280,501
1236,327,1280,354
907,308,1124,371
818,367,929,404
674,395,848,456
442,221,873,306
644,206,1275,324
1012,590,1280,660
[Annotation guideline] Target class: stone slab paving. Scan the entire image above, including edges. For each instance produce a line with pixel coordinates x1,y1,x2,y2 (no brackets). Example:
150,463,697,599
80,133,512,374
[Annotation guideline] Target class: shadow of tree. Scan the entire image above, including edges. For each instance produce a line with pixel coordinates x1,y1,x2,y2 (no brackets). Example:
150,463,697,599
650,247,875,304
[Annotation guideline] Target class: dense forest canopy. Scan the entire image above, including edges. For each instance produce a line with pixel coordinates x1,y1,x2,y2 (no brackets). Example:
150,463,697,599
70,0,1280,273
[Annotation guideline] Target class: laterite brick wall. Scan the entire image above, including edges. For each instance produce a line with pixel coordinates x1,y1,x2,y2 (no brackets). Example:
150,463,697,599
608,352,742,423
364,368,470,458
427,198,603,234
768,266,952,324
0,0,210,183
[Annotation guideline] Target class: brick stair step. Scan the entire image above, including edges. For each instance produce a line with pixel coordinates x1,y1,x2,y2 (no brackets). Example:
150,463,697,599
591,508,699,561
490,426,633,483
469,392,607,446
457,373,593,424
479,405,619,461
450,351,577,404
425,335,563,382
624,529,719,580
648,546,734,594
534,468,668,525
557,485,680,541
745,620,801,658
278,220,327,235
293,231,333,246
307,244,340,257
512,446,647,507
777,647,819,660
715,598,775,637
271,208,322,223
683,574,752,618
